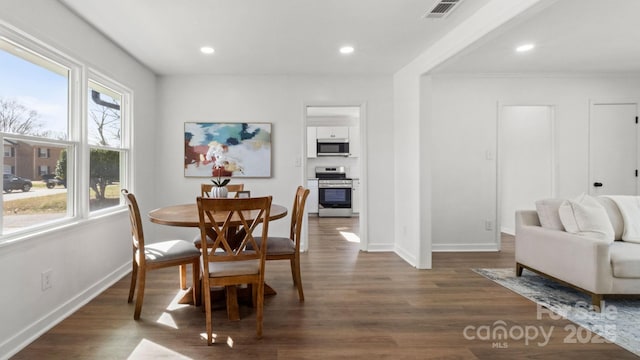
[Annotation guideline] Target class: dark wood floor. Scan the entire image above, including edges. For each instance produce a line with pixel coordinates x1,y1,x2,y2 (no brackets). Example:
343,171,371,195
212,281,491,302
13,216,636,359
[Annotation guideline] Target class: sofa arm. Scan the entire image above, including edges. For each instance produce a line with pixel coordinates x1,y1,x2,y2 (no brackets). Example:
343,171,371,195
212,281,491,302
515,224,613,294
516,210,541,228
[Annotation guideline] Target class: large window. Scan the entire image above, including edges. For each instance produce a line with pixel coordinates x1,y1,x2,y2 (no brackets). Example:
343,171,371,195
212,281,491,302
0,27,131,239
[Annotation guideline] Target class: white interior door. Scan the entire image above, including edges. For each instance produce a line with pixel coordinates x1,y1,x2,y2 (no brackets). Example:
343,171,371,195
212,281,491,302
590,102,638,196
500,105,554,235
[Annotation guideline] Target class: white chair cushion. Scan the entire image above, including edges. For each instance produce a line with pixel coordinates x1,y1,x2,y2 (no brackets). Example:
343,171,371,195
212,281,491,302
265,237,295,255
558,193,614,242
208,259,260,277
140,239,200,263
535,198,565,231
247,237,296,255
193,232,215,247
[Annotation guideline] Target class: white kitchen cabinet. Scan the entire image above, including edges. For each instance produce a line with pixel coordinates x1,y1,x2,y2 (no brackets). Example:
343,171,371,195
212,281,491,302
307,179,318,213
316,126,349,140
352,178,360,214
348,126,360,158
306,127,317,158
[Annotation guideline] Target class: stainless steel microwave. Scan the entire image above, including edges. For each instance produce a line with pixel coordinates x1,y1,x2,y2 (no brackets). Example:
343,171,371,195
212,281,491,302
317,138,350,157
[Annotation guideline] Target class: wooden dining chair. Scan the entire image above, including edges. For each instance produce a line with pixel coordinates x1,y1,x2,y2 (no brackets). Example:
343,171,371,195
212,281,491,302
183,184,248,280
121,189,201,320
196,195,272,343
191,183,246,250
253,186,309,301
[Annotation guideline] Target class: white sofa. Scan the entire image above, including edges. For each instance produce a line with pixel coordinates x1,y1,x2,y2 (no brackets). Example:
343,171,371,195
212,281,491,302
515,196,640,310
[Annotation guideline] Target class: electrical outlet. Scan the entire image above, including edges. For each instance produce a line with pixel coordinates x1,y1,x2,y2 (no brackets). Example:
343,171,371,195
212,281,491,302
485,220,494,231
42,269,52,291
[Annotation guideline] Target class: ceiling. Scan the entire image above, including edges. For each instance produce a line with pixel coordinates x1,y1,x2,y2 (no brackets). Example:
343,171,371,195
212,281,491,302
433,0,640,74
58,0,491,75
58,0,640,77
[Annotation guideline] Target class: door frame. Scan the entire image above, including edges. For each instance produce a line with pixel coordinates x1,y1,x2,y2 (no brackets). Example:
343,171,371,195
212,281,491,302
496,102,557,245
301,102,368,252
588,98,640,195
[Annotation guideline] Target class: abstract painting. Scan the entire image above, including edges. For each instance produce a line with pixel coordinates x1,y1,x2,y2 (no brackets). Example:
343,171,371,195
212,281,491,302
184,122,271,178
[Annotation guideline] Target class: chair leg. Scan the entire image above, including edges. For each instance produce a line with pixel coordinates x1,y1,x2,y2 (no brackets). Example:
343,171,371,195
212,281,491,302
289,258,296,285
179,264,187,290
133,269,146,320
291,257,304,301
192,259,201,306
203,278,213,345
128,260,138,303
256,280,264,338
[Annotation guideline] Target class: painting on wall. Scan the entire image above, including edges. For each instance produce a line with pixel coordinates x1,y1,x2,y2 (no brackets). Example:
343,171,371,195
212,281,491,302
184,122,272,178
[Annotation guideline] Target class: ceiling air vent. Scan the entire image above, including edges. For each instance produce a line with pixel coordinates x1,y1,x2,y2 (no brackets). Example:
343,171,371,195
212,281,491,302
423,0,463,19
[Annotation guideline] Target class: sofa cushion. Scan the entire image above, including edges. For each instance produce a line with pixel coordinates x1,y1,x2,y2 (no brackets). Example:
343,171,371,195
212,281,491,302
595,196,624,241
602,196,640,243
610,241,640,278
535,198,565,231
558,193,614,242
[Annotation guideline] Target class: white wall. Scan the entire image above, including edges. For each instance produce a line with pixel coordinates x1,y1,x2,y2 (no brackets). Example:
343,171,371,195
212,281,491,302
500,105,554,234
392,0,542,268
0,1,157,357
155,75,394,250
393,71,422,265
429,74,640,250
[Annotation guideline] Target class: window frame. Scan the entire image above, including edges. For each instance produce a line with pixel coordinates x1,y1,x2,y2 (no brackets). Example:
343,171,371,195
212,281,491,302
0,23,132,245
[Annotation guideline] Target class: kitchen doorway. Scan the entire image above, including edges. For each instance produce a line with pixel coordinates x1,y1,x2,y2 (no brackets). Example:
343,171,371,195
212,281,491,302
302,104,366,252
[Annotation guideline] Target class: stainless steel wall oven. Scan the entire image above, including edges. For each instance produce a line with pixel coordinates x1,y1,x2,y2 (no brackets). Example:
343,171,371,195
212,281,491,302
316,166,353,217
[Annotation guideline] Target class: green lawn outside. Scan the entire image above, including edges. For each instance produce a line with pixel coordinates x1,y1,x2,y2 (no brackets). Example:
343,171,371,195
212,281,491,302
3,184,121,215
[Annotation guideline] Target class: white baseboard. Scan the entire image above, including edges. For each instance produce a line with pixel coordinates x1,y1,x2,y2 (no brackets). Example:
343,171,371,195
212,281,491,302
1,262,131,359
366,243,395,252
432,243,500,252
394,244,418,267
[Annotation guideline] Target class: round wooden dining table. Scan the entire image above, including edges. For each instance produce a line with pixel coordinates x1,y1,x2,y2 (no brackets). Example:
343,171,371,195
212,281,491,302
148,203,288,227
147,202,288,320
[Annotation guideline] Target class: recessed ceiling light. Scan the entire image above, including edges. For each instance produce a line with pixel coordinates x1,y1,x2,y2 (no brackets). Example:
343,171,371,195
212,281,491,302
339,46,355,55
515,43,535,53
200,46,215,55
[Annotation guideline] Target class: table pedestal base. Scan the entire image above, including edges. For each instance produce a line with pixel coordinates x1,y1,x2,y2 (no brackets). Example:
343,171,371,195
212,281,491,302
177,283,277,320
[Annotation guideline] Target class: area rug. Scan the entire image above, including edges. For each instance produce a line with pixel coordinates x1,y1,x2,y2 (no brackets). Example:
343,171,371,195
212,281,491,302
473,268,640,356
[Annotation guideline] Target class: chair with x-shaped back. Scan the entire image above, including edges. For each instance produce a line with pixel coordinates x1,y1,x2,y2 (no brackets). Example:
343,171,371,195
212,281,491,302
196,195,272,343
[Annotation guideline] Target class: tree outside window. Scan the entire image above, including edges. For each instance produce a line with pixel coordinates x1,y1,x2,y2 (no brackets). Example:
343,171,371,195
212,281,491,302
87,80,124,211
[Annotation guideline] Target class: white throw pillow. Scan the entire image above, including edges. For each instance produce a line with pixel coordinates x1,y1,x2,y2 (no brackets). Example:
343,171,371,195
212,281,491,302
558,193,614,242
595,196,624,241
535,198,566,231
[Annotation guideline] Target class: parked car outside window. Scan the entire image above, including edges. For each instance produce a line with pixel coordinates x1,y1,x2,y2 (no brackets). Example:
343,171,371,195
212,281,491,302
3,174,33,193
